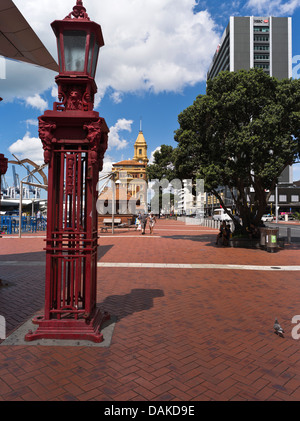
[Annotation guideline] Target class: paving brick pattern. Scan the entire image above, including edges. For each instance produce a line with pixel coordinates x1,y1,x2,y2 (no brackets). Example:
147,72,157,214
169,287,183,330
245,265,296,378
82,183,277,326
0,220,300,401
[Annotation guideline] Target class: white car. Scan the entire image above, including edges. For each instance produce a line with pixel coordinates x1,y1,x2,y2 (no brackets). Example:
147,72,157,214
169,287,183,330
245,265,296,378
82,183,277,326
261,214,273,222
212,208,231,221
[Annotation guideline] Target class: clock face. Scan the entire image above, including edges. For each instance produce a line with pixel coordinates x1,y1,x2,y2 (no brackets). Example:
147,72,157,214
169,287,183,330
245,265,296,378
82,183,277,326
139,160,142,163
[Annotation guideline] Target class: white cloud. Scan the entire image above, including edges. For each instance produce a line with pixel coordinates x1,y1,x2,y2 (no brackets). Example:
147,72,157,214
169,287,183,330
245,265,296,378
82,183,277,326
51,85,58,98
108,118,133,150
1,58,54,102
149,146,161,164
25,119,38,128
101,155,116,174
5,0,220,104
8,132,44,165
246,0,300,15
26,94,48,112
110,91,123,104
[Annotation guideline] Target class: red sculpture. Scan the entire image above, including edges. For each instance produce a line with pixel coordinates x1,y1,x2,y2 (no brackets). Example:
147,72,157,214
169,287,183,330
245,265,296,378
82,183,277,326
25,0,110,342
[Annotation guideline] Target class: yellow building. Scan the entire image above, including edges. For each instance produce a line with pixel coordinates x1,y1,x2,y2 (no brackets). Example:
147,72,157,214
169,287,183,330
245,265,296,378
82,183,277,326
133,130,149,165
112,130,148,212
98,129,149,222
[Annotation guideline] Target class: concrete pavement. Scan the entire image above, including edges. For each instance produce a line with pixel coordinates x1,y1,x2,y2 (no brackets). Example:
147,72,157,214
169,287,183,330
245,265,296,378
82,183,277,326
0,219,300,401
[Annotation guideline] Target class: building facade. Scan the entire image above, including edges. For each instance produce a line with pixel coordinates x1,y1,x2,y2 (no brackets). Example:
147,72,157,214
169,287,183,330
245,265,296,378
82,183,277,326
97,130,149,220
207,16,292,80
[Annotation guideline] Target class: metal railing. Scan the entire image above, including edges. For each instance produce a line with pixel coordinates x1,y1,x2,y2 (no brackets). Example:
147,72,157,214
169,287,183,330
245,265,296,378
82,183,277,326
0,215,47,234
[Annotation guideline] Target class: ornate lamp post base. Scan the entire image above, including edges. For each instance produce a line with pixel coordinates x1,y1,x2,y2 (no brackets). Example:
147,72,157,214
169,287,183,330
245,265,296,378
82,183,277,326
25,308,110,343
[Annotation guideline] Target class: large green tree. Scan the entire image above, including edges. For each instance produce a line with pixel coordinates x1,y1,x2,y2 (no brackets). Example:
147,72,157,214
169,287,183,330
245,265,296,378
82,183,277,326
173,68,300,230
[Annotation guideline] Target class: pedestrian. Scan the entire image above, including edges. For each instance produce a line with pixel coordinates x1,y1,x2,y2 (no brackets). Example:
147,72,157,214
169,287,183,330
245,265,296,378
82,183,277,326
222,224,231,246
148,212,156,234
138,212,148,235
216,221,226,245
135,214,140,230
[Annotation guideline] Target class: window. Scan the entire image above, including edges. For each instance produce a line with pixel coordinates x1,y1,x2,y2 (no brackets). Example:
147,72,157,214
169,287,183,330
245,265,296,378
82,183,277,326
63,30,87,72
254,63,269,70
254,45,269,51
254,35,269,41
139,149,142,155
254,26,269,33
291,195,299,202
279,195,287,202
254,54,269,60
269,195,275,202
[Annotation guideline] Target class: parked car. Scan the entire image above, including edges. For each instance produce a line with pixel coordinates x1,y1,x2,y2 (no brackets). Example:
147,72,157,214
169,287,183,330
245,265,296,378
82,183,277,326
278,213,295,221
212,208,231,221
261,214,273,222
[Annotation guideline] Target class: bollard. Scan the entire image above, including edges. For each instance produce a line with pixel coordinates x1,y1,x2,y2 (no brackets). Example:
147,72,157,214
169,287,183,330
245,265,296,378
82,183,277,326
287,227,291,243
259,227,266,250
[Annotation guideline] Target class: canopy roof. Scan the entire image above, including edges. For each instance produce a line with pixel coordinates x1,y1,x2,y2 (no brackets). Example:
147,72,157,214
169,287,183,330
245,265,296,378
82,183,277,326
0,0,58,72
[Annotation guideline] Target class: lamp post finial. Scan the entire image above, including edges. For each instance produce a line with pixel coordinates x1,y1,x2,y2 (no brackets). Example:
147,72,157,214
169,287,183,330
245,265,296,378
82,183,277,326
65,0,89,20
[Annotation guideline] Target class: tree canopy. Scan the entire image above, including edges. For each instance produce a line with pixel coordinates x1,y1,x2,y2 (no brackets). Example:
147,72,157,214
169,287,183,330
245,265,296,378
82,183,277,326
148,69,300,230
146,145,177,181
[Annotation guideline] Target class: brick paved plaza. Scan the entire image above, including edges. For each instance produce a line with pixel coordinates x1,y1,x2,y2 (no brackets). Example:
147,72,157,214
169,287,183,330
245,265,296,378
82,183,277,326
0,219,300,401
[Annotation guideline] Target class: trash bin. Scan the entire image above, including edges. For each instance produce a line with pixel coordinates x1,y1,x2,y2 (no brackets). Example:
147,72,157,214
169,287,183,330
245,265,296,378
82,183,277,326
265,228,279,252
259,227,267,249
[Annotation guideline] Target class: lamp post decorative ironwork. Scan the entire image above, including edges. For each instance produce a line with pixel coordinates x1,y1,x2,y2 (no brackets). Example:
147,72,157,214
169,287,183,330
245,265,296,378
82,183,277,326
25,0,110,342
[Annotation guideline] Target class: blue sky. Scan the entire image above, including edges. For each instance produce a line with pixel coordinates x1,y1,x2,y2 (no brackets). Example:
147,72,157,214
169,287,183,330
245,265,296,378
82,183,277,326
1,0,300,191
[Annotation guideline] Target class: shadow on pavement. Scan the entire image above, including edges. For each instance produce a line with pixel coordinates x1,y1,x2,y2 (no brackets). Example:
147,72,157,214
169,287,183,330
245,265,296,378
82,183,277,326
0,244,114,262
99,288,164,323
161,234,217,247
161,234,300,250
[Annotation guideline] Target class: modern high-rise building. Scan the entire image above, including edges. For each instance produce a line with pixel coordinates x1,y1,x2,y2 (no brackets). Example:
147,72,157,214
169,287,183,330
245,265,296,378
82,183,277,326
207,16,292,80
207,16,293,185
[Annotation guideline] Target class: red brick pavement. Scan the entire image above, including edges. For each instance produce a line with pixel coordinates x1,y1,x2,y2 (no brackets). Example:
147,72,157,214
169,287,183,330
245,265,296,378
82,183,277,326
0,219,300,401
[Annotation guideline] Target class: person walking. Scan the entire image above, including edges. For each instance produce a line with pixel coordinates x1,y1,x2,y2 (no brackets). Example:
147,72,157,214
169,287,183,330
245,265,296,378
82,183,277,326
138,212,148,235
148,212,156,234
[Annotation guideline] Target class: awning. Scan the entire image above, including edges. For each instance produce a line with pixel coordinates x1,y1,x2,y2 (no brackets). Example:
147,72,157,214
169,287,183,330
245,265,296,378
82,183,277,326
0,0,58,72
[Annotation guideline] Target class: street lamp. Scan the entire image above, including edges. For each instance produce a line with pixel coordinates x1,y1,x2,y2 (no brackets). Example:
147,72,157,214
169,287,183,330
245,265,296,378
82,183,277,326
51,0,104,112
52,2,103,77
25,0,109,343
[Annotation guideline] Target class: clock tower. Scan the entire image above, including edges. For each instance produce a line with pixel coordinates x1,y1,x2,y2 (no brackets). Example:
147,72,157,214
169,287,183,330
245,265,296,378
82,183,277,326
133,130,148,165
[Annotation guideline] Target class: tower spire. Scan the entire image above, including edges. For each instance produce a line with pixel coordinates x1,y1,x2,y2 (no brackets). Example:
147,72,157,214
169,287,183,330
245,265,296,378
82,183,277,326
133,126,148,165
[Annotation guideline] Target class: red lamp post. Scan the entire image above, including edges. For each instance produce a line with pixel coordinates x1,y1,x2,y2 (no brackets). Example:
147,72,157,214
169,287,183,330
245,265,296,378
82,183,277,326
25,1,110,342
0,153,8,217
